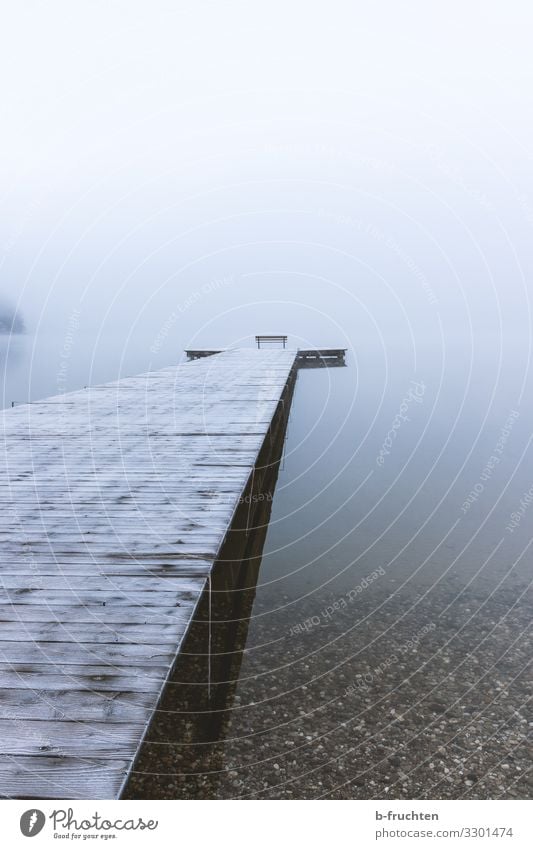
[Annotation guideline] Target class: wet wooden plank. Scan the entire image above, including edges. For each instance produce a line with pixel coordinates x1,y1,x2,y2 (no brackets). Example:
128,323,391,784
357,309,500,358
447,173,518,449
0,572,208,591
0,604,198,624
0,756,130,799
0,688,158,721
0,563,213,577
0,664,169,692
0,641,181,666
0,719,144,757
0,588,205,607
0,620,198,644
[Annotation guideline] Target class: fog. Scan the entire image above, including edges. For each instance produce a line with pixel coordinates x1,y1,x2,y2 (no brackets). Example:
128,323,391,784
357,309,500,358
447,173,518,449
1,1,532,403
2,3,533,801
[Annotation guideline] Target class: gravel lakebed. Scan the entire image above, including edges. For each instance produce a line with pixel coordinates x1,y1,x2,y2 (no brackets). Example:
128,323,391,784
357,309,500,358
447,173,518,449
127,572,532,800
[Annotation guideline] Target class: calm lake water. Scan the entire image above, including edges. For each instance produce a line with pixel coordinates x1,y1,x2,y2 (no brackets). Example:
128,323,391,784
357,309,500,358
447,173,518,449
191,345,532,800
3,332,532,798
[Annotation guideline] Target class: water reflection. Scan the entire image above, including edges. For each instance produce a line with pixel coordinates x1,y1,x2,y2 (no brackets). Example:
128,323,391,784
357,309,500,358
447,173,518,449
126,345,533,799
0,334,28,408
124,367,295,799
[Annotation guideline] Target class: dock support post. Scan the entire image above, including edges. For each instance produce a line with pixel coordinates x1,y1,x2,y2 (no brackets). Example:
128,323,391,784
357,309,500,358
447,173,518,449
246,467,256,536
207,574,212,701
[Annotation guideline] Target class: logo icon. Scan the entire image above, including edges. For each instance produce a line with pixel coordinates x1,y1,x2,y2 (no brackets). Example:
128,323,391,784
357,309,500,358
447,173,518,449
20,810,46,837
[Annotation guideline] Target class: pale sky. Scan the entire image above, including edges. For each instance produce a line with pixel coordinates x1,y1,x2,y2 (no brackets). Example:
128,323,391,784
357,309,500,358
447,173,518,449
1,1,533,393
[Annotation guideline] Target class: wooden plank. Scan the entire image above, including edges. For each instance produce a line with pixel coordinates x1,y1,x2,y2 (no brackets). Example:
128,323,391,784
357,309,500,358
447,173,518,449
0,604,199,624
0,719,144,757
0,563,213,577
0,577,210,594
0,664,169,692
0,756,130,799
0,621,198,644
0,642,178,666
0,589,205,606
0,689,158,721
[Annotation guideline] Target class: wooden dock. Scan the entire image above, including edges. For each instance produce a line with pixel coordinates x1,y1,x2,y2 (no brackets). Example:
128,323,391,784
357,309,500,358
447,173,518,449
184,348,224,360
186,347,347,364
0,348,297,799
296,348,346,363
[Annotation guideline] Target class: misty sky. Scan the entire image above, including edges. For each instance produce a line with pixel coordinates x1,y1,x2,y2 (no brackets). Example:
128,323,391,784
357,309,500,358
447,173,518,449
1,1,533,398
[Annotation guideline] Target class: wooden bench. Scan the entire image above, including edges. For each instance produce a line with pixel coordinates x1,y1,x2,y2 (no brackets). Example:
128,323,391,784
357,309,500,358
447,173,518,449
255,335,288,349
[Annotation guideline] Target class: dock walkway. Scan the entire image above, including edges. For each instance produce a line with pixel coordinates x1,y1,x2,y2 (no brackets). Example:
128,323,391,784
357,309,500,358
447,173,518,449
0,348,296,799
186,347,346,363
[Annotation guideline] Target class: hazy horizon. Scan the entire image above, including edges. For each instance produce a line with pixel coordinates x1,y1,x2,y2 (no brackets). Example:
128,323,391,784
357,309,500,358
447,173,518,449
2,2,533,406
